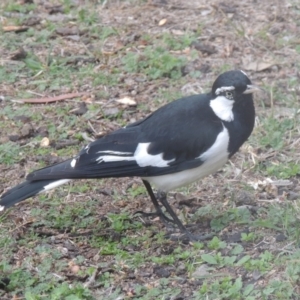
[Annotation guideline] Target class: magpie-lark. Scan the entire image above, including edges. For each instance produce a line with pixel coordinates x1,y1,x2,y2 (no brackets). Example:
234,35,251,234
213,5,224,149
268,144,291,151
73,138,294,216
0,70,259,240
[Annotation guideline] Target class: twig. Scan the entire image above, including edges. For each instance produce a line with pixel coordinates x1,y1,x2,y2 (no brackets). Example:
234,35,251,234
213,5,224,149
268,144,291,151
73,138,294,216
83,267,99,288
11,92,87,104
81,132,95,143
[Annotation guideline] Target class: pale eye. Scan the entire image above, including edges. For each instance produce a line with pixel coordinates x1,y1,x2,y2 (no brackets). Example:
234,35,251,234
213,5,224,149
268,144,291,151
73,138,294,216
225,91,233,99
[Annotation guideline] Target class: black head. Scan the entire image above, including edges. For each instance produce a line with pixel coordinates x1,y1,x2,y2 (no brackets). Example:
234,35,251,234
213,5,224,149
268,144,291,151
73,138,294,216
210,70,258,156
211,70,259,100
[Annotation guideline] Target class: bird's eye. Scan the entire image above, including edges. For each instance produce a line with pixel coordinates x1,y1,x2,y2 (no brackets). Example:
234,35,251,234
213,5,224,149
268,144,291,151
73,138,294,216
225,91,233,99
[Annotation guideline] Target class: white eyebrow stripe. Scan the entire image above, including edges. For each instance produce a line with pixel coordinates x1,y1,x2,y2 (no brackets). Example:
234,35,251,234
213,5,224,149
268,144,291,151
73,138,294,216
215,86,235,95
240,70,248,77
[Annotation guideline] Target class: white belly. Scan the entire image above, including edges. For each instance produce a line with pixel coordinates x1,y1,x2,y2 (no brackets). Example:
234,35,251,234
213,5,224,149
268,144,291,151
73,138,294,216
142,127,230,192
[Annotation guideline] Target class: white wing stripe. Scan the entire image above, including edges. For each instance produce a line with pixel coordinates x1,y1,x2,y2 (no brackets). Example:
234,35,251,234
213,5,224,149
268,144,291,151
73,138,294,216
96,143,175,168
41,179,71,192
97,150,133,155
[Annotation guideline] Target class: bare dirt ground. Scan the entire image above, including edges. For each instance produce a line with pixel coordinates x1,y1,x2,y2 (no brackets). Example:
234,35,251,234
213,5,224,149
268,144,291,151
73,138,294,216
1,0,300,299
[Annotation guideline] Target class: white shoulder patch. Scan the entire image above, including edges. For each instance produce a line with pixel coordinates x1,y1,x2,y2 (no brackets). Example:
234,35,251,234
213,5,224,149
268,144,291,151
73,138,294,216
71,158,77,168
0,205,5,211
210,95,234,122
134,143,175,167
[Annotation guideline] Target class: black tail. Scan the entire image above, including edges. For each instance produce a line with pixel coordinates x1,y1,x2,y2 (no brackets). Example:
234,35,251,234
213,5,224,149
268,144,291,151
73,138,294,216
0,179,70,209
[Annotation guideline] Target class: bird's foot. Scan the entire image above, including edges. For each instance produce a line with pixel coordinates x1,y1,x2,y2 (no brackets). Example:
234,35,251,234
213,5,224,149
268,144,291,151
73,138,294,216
168,231,214,242
133,210,176,225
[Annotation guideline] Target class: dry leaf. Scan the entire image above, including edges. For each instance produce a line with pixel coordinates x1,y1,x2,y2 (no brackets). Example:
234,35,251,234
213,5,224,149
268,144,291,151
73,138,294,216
116,96,136,106
171,29,184,35
40,137,50,147
158,18,167,26
242,57,276,71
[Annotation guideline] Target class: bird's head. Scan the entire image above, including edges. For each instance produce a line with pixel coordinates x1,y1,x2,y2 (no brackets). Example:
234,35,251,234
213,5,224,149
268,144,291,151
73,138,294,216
212,70,260,101
210,70,260,122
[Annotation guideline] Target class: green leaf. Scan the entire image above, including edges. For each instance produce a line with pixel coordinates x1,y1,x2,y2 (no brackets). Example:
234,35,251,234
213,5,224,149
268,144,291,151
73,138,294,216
24,58,43,71
231,244,244,255
243,284,254,296
201,254,218,265
236,255,251,266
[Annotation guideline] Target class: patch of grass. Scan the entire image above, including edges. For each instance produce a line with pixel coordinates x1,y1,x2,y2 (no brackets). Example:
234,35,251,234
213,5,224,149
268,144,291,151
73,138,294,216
1,0,300,299
266,162,300,179
256,117,296,150
4,262,94,299
122,46,187,79
0,62,24,84
0,142,22,165
162,32,197,50
196,277,247,300
254,201,300,242
134,280,182,300
77,8,100,25
4,2,37,13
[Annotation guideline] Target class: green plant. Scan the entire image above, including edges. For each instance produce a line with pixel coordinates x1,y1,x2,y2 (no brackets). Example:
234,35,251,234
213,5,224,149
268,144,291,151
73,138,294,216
122,46,187,79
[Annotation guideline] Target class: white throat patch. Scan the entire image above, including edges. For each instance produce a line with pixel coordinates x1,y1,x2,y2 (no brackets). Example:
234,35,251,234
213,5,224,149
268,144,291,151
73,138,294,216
210,95,234,122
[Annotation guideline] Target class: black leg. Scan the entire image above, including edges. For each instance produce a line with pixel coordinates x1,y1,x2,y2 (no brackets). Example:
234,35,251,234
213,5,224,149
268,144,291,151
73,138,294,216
157,191,190,233
138,180,175,224
141,181,213,241
157,191,214,241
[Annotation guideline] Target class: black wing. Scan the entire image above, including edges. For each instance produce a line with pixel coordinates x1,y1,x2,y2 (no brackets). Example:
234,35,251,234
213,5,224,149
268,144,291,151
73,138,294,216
27,93,223,181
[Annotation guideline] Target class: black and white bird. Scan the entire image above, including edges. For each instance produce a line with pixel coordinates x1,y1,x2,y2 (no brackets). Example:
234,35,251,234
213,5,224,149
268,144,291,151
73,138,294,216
0,70,259,240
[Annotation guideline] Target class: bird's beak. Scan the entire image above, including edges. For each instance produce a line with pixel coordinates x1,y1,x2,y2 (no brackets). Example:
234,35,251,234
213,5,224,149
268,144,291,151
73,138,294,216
243,85,262,94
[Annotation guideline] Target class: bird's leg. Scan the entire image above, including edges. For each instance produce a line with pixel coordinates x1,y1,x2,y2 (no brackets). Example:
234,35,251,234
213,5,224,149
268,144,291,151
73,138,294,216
138,182,213,241
156,191,189,233
133,180,175,224
157,191,214,241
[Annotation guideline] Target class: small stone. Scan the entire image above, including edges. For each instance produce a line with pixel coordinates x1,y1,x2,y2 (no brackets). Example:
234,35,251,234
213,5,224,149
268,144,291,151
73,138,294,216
275,233,287,242
192,264,209,278
153,266,171,278
20,123,34,138
71,102,88,116
8,135,20,142
252,270,262,280
103,107,120,118
234,191,255,206
40,137,50,147
70,265,80,274
287,192,299,200
12,115,31,123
